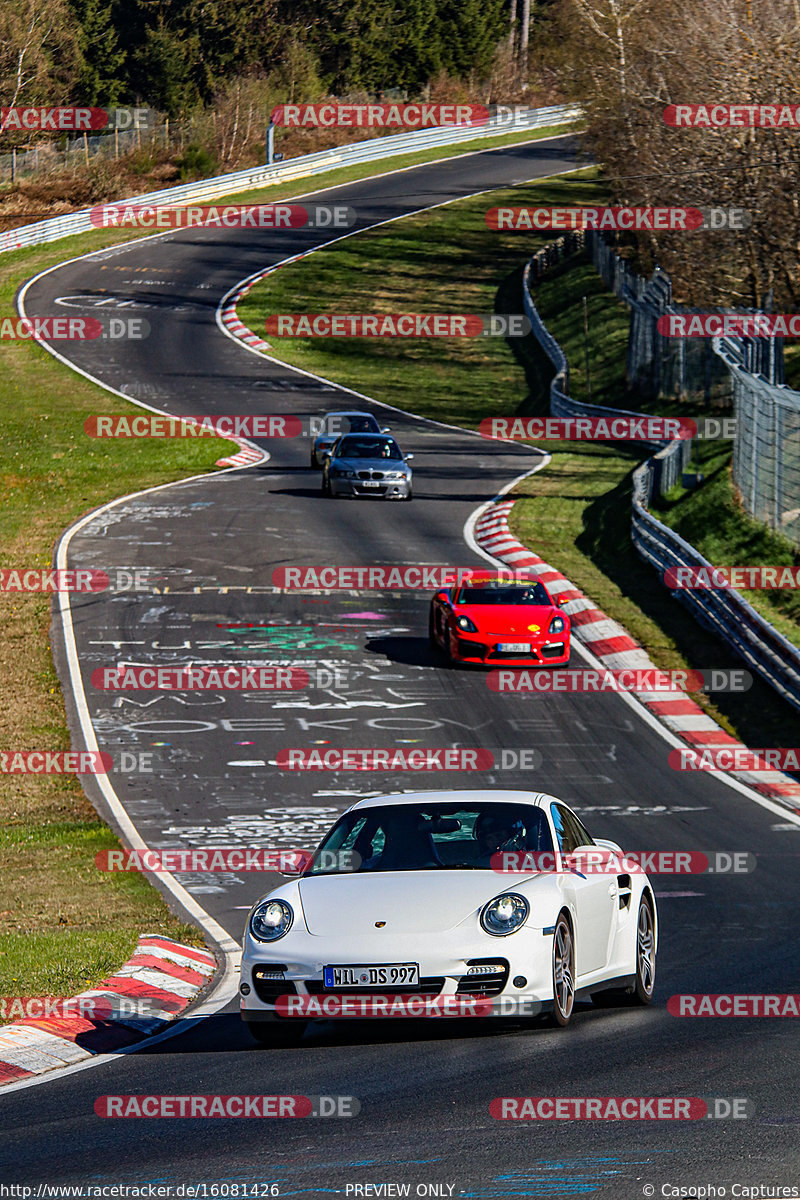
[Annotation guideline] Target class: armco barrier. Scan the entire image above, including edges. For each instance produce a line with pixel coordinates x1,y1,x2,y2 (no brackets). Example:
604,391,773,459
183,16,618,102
522,237,692,476
0,105,581,255
632,461,800,714
522,237,800,715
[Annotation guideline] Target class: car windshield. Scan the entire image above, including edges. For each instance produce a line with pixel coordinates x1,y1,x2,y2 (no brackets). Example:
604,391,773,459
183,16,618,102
321,414,379,436
305,802,554,874
455,581,551,606
334,436,402,460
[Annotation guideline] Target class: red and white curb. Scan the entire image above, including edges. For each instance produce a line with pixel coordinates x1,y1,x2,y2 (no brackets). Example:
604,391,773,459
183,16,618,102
218,252,314,356
219,276,273,354
474,499,800,810
214,272,282,467
0,935,216,1087
214,443,266,469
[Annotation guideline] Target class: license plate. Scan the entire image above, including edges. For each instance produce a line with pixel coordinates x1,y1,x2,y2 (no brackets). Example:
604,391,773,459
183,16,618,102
498,642,531,652
323,963,419,988
360,481,382,488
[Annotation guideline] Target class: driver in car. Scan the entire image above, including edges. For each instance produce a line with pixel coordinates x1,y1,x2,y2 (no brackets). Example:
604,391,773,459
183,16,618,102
473,810,527,867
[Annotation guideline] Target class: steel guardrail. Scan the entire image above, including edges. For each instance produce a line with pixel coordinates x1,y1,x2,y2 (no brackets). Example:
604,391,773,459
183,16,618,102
0,105,582,254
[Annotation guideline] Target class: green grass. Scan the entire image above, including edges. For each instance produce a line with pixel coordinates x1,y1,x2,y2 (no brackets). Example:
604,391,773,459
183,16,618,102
238,169,605,428
236,170,800,750
0,241,230,1010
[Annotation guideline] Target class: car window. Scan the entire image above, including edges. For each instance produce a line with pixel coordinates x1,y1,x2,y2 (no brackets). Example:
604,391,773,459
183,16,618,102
333,437,402,460
305,803,553,873
323,414,378,435
550,803,594,853
567,808,595,848
456,582,551,606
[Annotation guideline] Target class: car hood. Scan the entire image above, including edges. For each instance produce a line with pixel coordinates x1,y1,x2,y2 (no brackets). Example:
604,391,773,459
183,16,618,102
455,603,561,636
298,870,533,935
333,456,409,473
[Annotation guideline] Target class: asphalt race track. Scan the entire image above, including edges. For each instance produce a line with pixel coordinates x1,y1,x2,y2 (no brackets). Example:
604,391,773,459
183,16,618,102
4,135,800,1196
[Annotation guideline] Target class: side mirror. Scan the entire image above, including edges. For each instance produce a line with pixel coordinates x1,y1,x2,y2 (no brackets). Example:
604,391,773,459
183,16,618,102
321,450,331,462
404,453,414,461
557,593,569,606
280,851,311,877
433,590,448,603
593,838,623,854
381,426,391,433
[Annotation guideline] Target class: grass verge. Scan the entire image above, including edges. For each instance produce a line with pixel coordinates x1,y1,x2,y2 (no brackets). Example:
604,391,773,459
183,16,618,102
0,243,234,1002
236,170,800,750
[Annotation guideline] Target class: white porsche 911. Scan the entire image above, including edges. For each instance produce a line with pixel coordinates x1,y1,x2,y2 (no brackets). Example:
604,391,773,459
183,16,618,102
240,790,657,1041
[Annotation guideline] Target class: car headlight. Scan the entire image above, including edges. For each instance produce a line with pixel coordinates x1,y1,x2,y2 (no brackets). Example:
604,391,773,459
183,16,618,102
480,893,529,936
456,614,478,632
549,616,566,634
331,467,355,478
250,899,293,942
385,471,405,479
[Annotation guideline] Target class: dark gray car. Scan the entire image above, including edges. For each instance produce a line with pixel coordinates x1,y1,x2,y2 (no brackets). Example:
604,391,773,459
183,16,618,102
321,433,413,501
310,411,389,468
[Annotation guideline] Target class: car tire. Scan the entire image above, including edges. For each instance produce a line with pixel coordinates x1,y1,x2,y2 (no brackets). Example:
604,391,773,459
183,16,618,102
248,1020,308,1047
310,452,317,469
321,475,330,496
549,912,575,1027
631,894,656,1004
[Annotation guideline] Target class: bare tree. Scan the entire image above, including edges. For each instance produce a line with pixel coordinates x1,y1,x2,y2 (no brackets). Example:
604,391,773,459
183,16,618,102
0,0,81,136
520,0,530,73
552,0,800,306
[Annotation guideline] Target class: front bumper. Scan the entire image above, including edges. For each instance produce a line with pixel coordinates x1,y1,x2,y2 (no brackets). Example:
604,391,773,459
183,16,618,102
451,635,570,667
329,476,410,499
240,925,554,1021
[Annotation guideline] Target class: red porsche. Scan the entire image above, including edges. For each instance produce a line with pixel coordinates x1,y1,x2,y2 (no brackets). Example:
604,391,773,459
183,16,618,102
428,577,571,667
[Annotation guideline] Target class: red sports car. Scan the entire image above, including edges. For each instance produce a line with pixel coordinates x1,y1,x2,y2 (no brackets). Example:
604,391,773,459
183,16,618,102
428,577,571,667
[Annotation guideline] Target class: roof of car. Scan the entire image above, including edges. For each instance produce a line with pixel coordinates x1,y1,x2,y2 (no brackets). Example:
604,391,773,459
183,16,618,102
349,790,552,811
322,410,379,418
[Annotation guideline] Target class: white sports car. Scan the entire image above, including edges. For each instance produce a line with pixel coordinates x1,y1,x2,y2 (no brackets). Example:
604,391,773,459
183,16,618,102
240,790,657,1041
